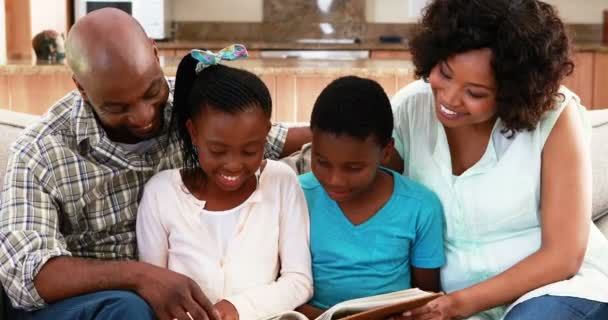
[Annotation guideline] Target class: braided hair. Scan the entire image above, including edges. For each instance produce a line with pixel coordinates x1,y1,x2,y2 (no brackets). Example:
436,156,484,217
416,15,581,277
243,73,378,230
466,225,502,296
172,53,272,169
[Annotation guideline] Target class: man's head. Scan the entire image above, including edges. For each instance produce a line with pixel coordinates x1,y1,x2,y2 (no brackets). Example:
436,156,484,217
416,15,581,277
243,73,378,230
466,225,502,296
66,8,169,144
309,76,394,203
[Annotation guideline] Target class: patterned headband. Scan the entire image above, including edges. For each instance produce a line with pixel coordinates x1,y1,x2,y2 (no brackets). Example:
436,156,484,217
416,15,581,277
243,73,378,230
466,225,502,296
190,44,249,74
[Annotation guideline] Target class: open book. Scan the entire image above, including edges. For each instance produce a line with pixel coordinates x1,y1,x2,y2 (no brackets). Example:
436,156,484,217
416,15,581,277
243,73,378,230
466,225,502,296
261,288,442,320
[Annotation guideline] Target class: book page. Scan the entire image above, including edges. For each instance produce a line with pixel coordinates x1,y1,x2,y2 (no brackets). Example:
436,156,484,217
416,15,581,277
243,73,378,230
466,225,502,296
316,288,438,320
261,311,308,320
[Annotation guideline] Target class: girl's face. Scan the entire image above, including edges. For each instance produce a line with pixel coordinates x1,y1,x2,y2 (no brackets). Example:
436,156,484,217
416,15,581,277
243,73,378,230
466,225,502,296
186,106,270,193
428,48,498,129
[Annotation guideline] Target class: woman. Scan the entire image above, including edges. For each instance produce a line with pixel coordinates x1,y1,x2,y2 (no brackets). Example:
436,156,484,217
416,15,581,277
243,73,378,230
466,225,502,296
387,0,608,319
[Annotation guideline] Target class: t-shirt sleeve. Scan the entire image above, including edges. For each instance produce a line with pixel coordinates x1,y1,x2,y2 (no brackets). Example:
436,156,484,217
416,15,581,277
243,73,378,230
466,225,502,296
410,193,445,269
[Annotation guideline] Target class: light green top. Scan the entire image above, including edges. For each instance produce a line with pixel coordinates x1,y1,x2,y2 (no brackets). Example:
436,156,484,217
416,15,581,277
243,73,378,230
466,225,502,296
391,80,608,320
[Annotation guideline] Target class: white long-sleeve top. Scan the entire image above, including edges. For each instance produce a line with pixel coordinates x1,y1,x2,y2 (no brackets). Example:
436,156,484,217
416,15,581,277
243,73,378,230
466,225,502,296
136,160,313,319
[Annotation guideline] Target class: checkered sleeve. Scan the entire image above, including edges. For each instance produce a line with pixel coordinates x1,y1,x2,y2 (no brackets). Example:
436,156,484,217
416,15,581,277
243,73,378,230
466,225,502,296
0,148,72,311
264,123,288,160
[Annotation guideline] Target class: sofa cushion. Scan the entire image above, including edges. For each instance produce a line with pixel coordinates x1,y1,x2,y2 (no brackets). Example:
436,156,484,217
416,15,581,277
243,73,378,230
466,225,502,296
590,109,608,222
0,110,39,189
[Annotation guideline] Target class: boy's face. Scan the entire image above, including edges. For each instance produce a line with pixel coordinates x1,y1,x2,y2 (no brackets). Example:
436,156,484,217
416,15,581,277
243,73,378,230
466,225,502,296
311,130,392,204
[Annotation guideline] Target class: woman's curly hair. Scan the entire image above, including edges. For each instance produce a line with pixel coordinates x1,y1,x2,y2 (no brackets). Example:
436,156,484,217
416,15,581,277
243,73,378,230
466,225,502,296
410,0,574,133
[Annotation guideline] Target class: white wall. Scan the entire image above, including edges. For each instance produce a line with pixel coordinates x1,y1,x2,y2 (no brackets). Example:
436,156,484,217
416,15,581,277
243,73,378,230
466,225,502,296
30,0,67,36
0,0,6,64
365,0,608,24
172,0,608,24
172,0,263,22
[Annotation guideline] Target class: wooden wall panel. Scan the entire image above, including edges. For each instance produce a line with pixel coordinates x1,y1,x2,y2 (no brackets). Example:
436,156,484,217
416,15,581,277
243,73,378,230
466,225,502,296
5,0,33,59
274,75,296,122
9,74,74,115
593,53,608,110
295,76,334,123
260,75,277,121
370,50,412,60
369,75,397,98
562,52,594,108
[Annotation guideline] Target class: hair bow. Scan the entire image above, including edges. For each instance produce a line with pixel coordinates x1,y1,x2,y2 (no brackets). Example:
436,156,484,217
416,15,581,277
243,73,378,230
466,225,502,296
190,44,249,73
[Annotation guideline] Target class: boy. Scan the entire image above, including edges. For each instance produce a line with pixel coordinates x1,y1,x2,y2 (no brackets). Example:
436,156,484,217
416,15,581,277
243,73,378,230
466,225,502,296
297,76,445,318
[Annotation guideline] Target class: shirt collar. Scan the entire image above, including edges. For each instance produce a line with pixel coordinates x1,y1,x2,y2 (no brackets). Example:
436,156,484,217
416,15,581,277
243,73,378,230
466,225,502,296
73,96,104,148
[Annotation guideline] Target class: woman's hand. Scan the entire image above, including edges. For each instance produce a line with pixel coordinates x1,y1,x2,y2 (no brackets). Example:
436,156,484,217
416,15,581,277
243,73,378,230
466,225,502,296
214,300,239,320
391,294,467,320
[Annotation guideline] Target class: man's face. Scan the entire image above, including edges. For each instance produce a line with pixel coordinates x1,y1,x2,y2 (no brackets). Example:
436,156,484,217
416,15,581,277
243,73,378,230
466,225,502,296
76,57,170,144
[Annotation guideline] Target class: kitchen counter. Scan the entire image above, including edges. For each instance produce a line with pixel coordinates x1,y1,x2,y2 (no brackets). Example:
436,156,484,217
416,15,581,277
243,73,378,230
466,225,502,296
0,57,416,76
156,40,608,53
156,40,408,51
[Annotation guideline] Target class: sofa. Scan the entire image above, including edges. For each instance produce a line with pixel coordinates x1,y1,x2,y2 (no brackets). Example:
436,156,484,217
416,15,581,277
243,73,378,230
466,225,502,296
0,108,607,316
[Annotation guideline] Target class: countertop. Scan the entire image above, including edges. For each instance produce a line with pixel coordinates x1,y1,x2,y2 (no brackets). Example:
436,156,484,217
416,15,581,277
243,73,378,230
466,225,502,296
2,41,607,76
155,40,409,51
155,40,608,52
0,56,416,76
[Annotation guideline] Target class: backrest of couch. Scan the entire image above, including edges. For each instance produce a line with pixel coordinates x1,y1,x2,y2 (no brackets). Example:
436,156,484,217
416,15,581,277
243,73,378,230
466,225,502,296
0,110,40,189
1,108,608,218
590,109,608,222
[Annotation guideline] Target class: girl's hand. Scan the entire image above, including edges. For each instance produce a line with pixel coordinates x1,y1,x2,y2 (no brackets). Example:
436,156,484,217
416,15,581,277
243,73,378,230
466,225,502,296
214,300,239,320
392,295,466,320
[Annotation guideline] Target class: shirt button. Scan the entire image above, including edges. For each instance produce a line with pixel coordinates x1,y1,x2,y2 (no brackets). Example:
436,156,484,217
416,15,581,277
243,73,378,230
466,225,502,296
219,259,224,267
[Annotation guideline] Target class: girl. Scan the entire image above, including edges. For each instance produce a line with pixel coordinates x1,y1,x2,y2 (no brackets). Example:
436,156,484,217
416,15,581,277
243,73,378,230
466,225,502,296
136,47,313,320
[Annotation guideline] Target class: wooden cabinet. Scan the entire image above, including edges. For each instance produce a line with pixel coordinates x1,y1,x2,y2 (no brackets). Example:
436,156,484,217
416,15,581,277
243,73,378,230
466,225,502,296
562,52,594,108
1,50,605,119
0,73,74,114
593,53,608,110
370,50,412,60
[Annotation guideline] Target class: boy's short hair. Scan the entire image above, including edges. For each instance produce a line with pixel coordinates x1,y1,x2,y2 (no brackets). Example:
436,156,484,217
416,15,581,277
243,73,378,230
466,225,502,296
310,76,393,147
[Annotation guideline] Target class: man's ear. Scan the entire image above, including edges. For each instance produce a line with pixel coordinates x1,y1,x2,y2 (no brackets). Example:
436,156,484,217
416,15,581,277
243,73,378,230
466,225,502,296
72,75,89,102
150,38,159,62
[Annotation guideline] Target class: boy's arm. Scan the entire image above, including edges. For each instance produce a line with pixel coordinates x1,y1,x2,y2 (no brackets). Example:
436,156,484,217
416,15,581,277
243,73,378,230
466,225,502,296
411,267,441,292
296,303,326,319
409,193,445,292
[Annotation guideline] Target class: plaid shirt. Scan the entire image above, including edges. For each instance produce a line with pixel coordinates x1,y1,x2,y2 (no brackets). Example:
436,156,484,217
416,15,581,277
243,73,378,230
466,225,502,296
0,78,288,310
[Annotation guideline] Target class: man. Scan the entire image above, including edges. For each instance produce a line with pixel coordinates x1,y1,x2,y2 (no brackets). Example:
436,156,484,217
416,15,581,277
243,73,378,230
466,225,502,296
0,8,310,320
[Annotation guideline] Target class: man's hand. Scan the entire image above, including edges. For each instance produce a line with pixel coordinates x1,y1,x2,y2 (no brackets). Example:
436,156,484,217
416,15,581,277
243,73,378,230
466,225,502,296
135,264,220,320
214,300,239,320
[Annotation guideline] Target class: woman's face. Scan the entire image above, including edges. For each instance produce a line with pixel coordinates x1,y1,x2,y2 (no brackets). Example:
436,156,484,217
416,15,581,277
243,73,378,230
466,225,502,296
428,48,498,129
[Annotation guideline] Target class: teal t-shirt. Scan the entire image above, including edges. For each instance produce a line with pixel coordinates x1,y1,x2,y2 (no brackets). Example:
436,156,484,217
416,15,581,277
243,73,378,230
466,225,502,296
299,168,445,309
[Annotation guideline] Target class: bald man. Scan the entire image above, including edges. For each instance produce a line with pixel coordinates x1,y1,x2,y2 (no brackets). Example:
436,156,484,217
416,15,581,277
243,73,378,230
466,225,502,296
0,8,310,320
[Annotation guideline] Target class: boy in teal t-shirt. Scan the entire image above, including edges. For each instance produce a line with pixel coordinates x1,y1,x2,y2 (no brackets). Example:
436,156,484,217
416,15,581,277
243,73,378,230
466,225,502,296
297,76,445,318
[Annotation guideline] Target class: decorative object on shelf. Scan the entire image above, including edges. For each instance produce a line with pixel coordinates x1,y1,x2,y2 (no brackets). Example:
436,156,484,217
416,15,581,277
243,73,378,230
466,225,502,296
32,30,66,65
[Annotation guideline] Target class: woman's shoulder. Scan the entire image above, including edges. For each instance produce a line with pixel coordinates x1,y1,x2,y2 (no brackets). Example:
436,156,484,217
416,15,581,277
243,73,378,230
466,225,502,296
391,79,435,112
537,85,589,145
